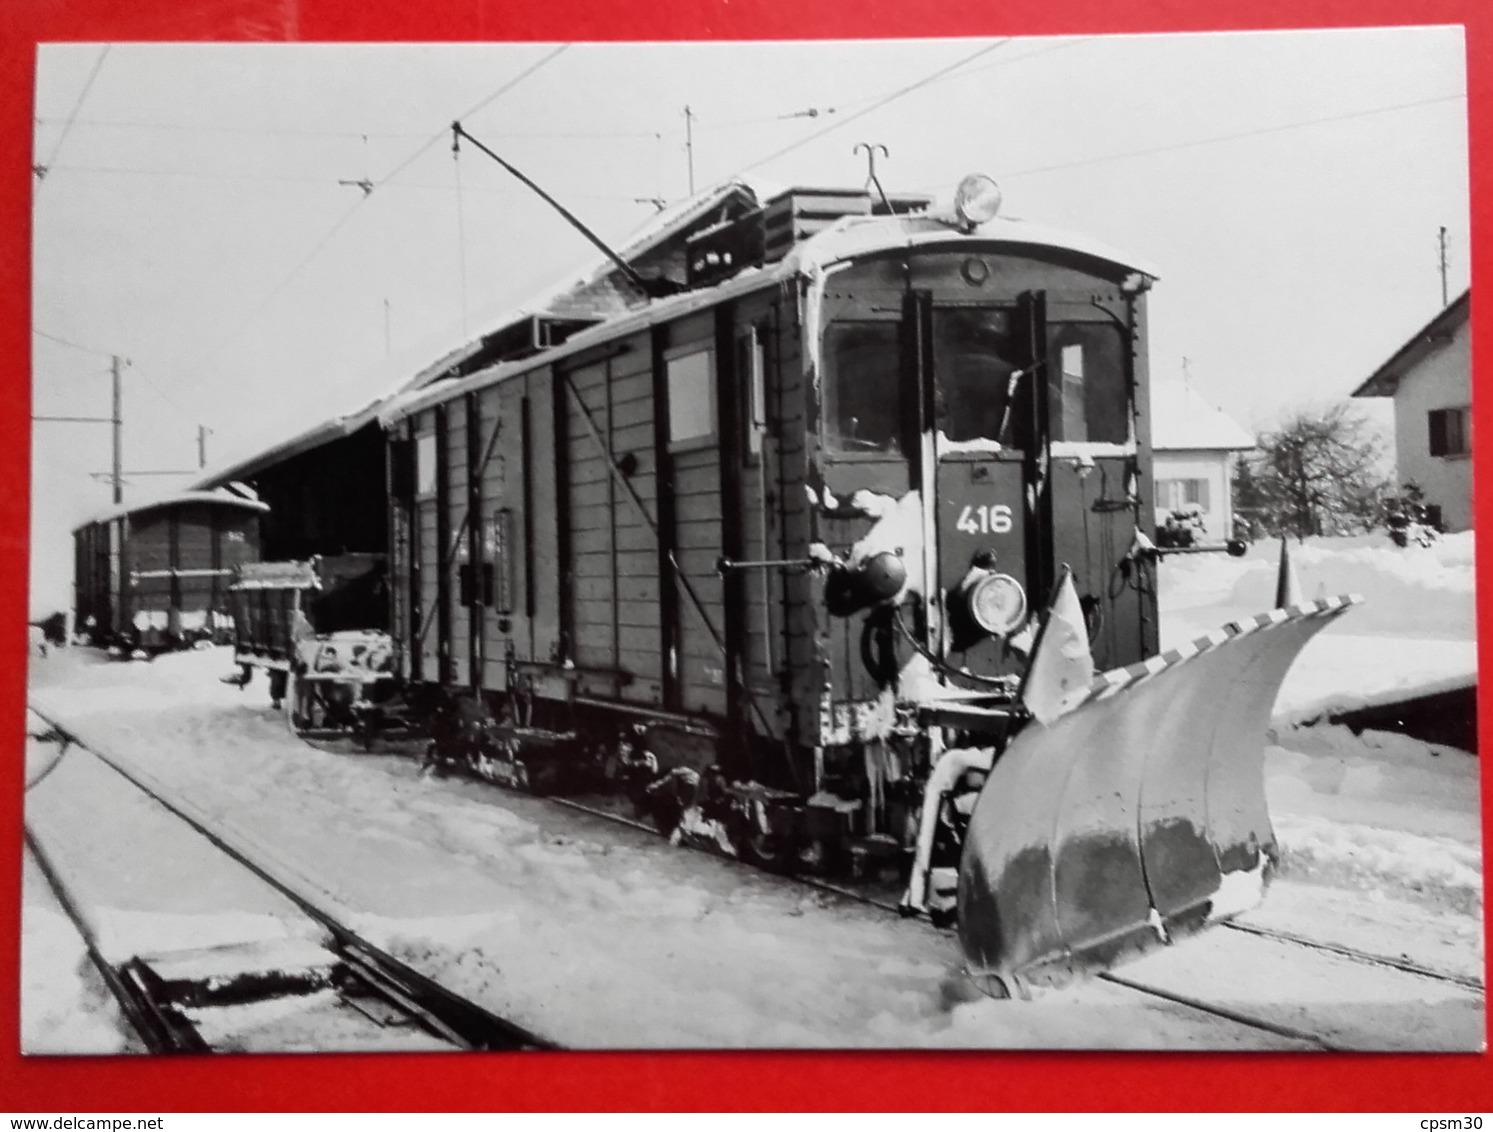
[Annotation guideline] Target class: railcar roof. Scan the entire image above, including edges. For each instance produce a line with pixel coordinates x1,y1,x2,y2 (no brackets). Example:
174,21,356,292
380,210,1157,424
73,489,270,534
192,399,384,491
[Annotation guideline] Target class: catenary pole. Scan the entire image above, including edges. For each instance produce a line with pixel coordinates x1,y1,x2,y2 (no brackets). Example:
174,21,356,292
111,355,122,504
1439,226,1449,308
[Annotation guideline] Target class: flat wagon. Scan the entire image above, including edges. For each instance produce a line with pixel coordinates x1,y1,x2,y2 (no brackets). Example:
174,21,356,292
72,488,269,654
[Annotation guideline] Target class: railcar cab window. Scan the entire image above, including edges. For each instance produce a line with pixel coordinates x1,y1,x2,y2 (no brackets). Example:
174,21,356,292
1045,321,1128,444
932,308,1019,446
824,321,901,454
667,348,716,450
415,431,438,498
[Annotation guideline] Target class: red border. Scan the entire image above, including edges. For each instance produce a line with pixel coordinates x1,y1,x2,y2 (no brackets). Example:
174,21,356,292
3,0,1489,1112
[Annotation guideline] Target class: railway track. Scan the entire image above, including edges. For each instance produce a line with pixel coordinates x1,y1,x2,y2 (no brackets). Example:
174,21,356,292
1219,919,1485,994
25,705,555,1054
27,701,1481,1051
539,793,1483,1052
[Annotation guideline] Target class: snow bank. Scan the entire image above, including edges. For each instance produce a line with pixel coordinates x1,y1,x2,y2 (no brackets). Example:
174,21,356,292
1266,727,1483,915
26,642,1485,1049
1158,531,1478,728
22,649,1311,1049
21,857,136,1055
1161,531,1476,640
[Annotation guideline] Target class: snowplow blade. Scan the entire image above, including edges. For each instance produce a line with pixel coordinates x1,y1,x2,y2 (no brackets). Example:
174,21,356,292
957,595,1361,995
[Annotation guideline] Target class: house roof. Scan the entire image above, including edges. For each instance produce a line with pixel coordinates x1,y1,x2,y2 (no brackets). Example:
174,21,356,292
1352,288,1470,398
1150,377,1254,452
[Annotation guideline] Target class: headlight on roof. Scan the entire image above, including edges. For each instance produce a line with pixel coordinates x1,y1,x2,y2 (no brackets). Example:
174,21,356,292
953,173,1002,231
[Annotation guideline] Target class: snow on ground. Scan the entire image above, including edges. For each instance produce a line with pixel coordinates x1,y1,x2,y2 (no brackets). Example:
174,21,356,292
23,648,1317,1050
22,633,1485,1049
20,852,138,1055
1118,926,1481,1052
25,732,323,963
1160,531,1478,722
20,530,1485,1047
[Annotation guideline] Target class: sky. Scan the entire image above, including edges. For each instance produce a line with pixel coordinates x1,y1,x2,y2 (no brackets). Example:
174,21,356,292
29,30,1470,614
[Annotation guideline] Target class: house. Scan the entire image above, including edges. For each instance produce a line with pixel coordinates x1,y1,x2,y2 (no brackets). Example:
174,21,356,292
1351,289,1472,531
1149,376,1255,541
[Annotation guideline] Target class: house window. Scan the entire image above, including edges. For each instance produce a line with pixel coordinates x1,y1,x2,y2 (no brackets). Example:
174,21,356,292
1428,406,1471,457
667,348,716,448
1157,477,1210,513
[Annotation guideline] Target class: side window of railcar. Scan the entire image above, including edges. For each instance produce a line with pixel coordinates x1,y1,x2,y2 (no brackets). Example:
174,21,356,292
932,308,1019,446
823,321,901,454
1045,322,1128,444
415,431,438,498
667,348,716,449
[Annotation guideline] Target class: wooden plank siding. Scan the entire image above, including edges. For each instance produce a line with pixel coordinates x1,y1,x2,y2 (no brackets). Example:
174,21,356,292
380,279,807,748
414,408,442,680
389,429,411,680
662,309,729,719
478,379,521,689
526,370,563,669
442,396,469,687
558,340,665,702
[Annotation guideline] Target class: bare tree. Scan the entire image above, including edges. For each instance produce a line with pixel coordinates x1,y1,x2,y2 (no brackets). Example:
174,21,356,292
1247,403,1390,539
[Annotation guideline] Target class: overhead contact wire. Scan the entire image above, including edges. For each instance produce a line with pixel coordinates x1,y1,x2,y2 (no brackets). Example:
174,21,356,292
36,45,111,180
733,39,1009,176
179,45,571,392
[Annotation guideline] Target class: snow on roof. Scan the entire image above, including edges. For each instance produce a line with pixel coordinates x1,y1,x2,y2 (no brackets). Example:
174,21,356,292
199,179,788,491
192,403,376,491
1352,288,1470,398
387,176,784,398
784,208,1159,281
74,488,270,534
1150,377,1254,451
383,209,1158,426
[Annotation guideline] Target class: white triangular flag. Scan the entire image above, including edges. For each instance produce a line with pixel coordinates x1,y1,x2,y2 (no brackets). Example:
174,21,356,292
1021,567,1095,726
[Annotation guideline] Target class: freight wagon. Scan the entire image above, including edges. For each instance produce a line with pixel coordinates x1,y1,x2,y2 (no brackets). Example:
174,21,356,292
72,488,268,654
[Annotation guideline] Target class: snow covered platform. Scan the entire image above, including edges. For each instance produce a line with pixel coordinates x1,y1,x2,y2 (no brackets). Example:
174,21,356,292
1162,531,1479,747
23,632,1485,1049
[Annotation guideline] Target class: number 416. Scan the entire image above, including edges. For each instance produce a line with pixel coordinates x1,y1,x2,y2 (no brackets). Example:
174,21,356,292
956,503,1014,535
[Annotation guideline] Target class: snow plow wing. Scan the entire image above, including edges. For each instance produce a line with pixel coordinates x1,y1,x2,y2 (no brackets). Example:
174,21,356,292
957,595,1361,995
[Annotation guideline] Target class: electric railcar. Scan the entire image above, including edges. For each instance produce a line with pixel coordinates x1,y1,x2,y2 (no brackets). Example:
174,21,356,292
383,177,1157,860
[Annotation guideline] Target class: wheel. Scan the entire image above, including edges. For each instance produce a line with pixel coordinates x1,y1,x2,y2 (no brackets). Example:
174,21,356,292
727,812,793,874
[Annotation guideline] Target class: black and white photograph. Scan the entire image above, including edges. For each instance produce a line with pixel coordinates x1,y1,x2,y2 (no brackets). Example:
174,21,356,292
23,29,1481,1053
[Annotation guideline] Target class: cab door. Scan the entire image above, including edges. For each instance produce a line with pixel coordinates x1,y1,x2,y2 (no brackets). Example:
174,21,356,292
919,291,1048,676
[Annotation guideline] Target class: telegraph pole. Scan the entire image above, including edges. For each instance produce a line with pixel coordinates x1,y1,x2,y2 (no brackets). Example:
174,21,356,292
32,354,124,500
684,105,695,196
1438,226,1449,308
35,356,204,499
111,355,123,504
